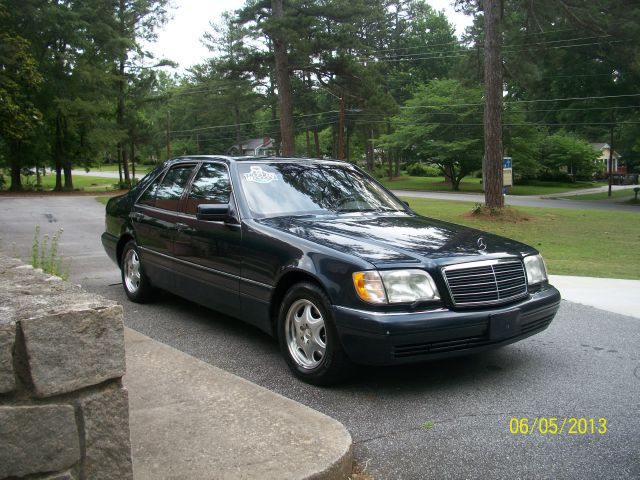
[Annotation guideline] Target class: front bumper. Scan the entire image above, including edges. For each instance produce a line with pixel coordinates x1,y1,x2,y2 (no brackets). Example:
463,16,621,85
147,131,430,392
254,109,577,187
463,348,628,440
333,286,561,365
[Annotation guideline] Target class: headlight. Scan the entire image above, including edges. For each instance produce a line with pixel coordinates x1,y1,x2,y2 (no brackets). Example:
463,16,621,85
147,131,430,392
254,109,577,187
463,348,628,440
353,269,440,304
524,254,548,285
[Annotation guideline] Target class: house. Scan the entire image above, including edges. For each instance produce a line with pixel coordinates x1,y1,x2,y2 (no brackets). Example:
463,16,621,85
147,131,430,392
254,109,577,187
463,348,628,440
228,136,276,156
591,143,622,173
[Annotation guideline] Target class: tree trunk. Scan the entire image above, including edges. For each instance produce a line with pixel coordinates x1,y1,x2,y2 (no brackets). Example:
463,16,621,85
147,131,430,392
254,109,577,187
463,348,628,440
54,111,64,192
63,164,73,191
271,0,295,156
345,126,351,162
131,142,136,182
483,0,504,208
331,125,337,158
117,0,130,184
9,141,22,192
122,147,130,186
452,165,462,191
305,128,311,157
366,128,374,172
313,128,320,158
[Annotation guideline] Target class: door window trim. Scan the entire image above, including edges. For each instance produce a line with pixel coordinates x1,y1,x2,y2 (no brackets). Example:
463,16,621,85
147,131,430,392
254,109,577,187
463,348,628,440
134,162,198,212
180,161,242,222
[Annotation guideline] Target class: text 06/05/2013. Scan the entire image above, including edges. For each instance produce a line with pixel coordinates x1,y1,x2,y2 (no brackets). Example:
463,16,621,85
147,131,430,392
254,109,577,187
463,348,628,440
509,417,607,436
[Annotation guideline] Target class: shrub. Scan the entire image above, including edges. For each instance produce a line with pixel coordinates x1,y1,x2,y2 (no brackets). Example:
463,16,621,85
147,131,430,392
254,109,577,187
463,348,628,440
406,162,441,177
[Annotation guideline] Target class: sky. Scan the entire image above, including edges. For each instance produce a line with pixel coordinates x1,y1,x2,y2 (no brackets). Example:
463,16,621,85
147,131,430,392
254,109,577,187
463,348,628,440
147,0,474,73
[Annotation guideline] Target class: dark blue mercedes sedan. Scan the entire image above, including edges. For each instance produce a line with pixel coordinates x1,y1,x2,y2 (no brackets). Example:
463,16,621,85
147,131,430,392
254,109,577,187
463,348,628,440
102,156,561,384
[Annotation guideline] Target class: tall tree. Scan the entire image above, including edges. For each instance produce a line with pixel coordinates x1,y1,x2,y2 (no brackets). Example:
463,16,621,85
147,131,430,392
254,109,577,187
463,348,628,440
269,0,295,155
483,0,504,208
0,2,43,191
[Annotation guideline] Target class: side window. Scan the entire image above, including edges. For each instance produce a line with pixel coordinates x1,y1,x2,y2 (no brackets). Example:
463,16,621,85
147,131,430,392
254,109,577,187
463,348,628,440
153,165,195,211
184,163,231,215
137,174,163,206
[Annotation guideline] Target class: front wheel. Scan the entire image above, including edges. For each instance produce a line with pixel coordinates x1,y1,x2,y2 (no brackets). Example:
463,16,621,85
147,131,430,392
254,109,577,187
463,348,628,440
278,282,352,385
121,240,153,303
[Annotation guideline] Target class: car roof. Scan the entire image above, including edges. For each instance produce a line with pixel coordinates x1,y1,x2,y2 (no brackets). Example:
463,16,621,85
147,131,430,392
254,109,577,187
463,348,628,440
169,155,349,166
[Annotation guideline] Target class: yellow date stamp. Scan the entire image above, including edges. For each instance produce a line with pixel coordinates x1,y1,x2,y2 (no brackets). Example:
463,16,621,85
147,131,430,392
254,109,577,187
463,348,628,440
509,417,607,435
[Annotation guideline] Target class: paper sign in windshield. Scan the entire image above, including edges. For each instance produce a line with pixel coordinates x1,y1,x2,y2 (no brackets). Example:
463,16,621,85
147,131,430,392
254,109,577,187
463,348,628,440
244,166,277,184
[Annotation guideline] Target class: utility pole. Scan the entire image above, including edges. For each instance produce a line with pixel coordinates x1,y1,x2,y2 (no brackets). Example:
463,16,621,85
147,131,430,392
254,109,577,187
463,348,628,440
483,0,504,209
338,94,345,160
608,122,614,197
166,111,172,160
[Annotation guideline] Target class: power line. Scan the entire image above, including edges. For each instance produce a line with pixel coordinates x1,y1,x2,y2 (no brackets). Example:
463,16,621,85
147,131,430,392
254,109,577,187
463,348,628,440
359,34,612,60
170,110,338,134
346,104,640,119
362,39,624,63
357,27,577,55
400,92,640,109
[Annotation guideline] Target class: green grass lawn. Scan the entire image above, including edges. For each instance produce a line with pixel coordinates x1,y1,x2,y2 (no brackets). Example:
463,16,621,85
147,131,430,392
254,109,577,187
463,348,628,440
91,164,153,174
379,175,484,193
557,187,640,202
19,174,118,191
380,176,607,196
401,196,640,280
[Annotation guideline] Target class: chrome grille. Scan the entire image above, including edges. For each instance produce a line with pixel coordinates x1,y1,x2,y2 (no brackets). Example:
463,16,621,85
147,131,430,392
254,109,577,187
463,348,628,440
442,259,528,306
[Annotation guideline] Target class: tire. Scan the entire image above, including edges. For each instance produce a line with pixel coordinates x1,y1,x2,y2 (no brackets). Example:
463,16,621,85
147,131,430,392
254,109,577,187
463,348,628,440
278,282,353,385
120,240,153,303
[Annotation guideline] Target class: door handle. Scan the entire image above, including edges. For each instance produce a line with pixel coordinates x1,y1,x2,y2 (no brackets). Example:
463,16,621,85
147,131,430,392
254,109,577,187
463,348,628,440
175,222,189,232
130,212,143,221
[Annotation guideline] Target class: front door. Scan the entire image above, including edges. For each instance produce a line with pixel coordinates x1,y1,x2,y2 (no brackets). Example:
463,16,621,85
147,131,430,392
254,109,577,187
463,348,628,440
172,162,242,317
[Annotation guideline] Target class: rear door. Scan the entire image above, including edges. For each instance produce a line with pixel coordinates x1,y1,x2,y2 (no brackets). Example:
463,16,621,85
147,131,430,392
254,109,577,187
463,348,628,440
172,162,242,317
131,163,196,290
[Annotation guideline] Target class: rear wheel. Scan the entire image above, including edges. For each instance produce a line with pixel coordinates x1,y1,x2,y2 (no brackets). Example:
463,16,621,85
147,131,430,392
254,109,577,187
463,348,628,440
278,282,352,385
121,240,153,303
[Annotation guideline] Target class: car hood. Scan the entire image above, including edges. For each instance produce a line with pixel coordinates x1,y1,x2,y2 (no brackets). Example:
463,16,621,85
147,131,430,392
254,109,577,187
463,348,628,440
258,213,535,267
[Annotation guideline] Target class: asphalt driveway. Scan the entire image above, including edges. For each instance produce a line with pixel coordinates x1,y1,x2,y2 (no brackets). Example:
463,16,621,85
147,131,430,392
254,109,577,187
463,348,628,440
1,195,638,479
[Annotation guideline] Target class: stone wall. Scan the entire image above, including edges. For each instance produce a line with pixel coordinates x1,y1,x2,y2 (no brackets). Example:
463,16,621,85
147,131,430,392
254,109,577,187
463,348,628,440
0,257,133,480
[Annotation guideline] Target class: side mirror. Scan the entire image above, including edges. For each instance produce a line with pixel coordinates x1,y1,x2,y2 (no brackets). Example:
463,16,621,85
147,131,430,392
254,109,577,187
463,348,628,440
197,204,229,221
402,200,410,208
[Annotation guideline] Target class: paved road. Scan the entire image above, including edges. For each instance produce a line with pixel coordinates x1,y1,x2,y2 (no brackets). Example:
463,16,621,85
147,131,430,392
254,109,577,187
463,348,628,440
1,196,638,479
393,190,640,213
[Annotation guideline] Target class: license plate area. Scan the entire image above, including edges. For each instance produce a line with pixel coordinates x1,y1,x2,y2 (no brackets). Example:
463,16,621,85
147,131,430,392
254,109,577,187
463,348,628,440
489,310,521,341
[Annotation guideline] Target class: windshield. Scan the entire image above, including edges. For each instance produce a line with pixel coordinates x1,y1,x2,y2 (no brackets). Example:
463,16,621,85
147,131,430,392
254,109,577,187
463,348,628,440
237,162,406,218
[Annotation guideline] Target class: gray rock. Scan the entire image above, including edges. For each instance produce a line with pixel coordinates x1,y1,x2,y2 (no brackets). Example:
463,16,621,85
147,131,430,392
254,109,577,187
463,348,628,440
21,305,126,397
0,322,16,393
39,471,76,480
0,257,116,327
79,384,133,480
0,405,80,478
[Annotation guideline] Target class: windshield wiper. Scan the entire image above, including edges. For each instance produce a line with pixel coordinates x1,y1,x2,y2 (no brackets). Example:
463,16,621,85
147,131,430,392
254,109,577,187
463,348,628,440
335,207,404,214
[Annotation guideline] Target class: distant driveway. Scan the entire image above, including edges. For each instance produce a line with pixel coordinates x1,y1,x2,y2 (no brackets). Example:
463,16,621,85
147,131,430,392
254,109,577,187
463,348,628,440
393,190,640,212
